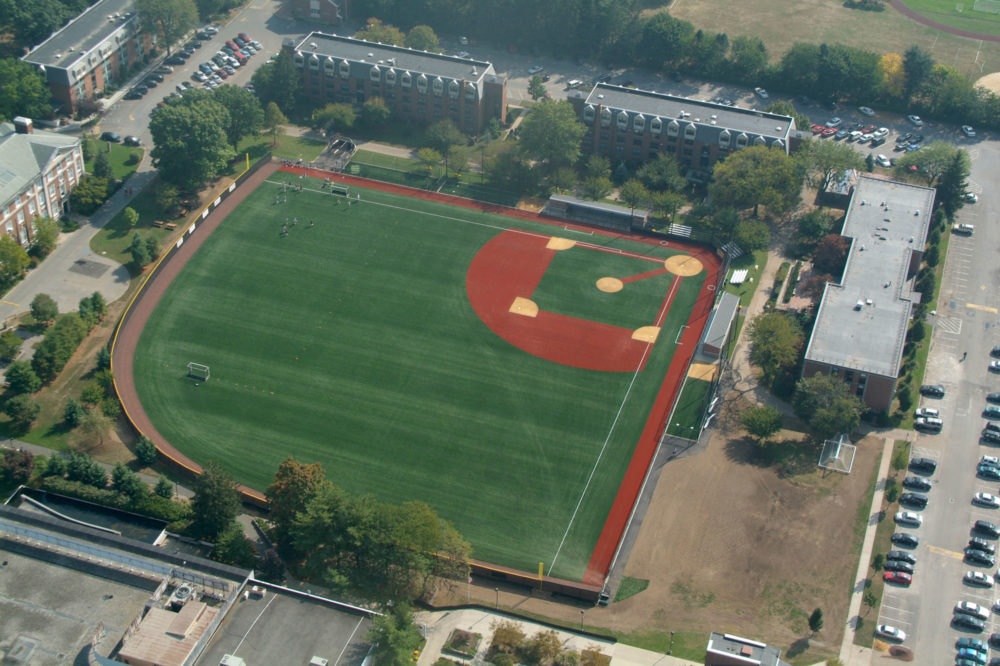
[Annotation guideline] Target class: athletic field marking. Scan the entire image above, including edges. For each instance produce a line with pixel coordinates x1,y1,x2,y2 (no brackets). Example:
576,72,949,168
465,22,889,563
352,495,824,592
596,277,623,293
549,276,682,572
509,297,538,317
967,302,999,314
674,325,687,344
688,362,717,381
563,225,594,235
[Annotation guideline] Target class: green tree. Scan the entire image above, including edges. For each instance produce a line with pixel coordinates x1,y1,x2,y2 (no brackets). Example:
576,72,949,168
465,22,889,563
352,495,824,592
5,360,41,394
78,407,113,446
425,119,464,169
312,103,355,132
136,0,198,55
129,232,151,267
367,603,423,664
523,630,563,665
263,101,287,146
0,235,30,287
792,373,864,441
1,448,34,483
741,405,783,445
734,218,770,251
5,394,40,431
862,588,877,614
487,146,540,194
726,35,768,80
808,607,824,634
0,329,22,361
797,208,836,242
355,17,404,45
935,148,971,217
122,206,139,229
111,462,147,499
154,183,180,214
30,293,58,325
92,149,113,180
361,97,391,128
30,216,60,257
892,141,963,187
69,175,110,215
213,84,264,149
155,475,174,498
651,191,685,222
636,153,685,192
0,58,52,121
266,457,328,552
583,154,611,181
903,45,935,101
145,236,161,263
31,312,88,381
251,49,301,115
638,13,694,67
66,451,107,487
517,100,586,170
619,179,649,214
528,75,547,101
748,312,805,385
709,146,803,217
416,147,442,172
135,436,158,466
872,553,885,571
582,176,613,200
764,100,810,135
64,398,86,427
212,523,258,567
404,25,439,52
799,139,865,192
150,96,234,188
190,461,241,541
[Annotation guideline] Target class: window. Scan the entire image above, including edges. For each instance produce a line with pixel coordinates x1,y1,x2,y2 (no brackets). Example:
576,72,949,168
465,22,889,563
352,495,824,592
632,148,641,156
650,117,662,136
633,114,645,134
432,77,444,95
683,123,696,140
633,138,642,146
401,72,412,88
615,145,624,153
369,66,380,82
416,74,428,93
338,59,350,78
667,120,680,137
386,69,396,86
583,104,595,123
600,108,611,128
616,111,628,131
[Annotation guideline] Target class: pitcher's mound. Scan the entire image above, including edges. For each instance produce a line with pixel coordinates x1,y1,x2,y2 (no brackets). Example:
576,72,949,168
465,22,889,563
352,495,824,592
665,254,703,276
546,237,576,250
509,297,538,317
597,277,624,293
632,326,660,342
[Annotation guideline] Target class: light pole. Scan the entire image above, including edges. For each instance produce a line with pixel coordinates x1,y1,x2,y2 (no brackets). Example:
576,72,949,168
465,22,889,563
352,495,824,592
668,631,675,655
495,587,499,610
580,609,585,631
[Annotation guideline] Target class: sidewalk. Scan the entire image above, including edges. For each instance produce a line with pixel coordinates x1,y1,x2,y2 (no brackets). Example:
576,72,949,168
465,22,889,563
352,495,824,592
415,607,699,666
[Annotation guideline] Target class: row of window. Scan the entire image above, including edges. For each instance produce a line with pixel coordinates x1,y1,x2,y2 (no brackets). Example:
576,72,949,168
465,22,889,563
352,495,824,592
299,57,480,101
584,105,785,150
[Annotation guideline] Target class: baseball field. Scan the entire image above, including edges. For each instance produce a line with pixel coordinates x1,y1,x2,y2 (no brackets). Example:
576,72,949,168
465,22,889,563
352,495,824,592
125,165,716,582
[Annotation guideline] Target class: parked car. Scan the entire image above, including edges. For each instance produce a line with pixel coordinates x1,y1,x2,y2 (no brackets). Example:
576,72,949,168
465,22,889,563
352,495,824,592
754,86,769,99
958,602,992,621
165,55,186,65
884,571,912,585
826,117,842,128
899,492,928,508
870,136,886,147
954,223,976,234
970,538,996,554
238,31,250,42
962,125,977,137
99,131,122,143
834,129,849,140
527,65,543,74
958,647,989,665
966,571,995,587
964,548,995,566
983,456,1000,466
907,114,924,126
875,154,891,168
988,392,1000,403
909,457,937,473
875,625,906,641
958,638,990,652
891,532,919,548
987,422,1000,434
914,407,939,418
903,476,932,491
990,633,1000,648
123,88,145,100
979,464,1000,480
858,106,875,116
975,493,1000,508
155,65,174,75
985,430,1000,443
895,511,922,527
920,384,946,397
990,360,1000,373
976,520,1000,538
887,550,917,564
985,405,1000,420
915,416,942,432
883,559,914,574
954,613,986,632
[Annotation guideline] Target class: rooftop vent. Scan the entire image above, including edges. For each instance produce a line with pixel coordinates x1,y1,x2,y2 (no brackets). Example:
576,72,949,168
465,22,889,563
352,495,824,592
855,300,864,311
368,52,374,58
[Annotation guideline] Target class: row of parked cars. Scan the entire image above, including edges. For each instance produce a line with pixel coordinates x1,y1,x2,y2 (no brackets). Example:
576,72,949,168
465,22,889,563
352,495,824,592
194,32,263,90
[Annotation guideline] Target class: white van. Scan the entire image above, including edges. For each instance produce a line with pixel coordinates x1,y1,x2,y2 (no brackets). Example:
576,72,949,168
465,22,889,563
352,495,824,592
566,79,583,89
952,223,974,235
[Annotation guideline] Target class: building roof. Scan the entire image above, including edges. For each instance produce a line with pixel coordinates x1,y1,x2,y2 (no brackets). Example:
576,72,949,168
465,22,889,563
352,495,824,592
0,121,80,209
23,0,137,71
706,632,789,666
118,602,219,666
580,84,794,139
804,176,934,378
548,194,650,219
702,291,741,352
294,31,495,84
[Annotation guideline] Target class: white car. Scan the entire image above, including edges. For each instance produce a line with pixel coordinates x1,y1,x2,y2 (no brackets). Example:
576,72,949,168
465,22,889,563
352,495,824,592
875,624,906,642
991,360,1000,372
964,192,978,204
983,456,1000,466
858,106,875,116
962,125,976,137
527,65,543,74
956,601,991,620
966,570,995,587
974,493,1000,508
849,130,863,142
875,154,891,168
895,511,922,527
915,407,939,418
860,133,874,142
874,127,889,137
907,114,923,126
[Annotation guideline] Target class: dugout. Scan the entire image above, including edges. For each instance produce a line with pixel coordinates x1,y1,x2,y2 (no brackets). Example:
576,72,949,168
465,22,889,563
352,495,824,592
699,291,740,358
543,194,649,232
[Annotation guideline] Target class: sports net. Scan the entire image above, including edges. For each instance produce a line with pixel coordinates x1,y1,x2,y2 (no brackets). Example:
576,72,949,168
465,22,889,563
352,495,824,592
819,434,856,474
187,362,210,381
973,0,1000,14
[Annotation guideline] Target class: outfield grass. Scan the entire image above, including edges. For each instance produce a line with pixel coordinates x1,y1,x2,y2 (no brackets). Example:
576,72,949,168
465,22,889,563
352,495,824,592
899,0,1000,36
132,172,708,580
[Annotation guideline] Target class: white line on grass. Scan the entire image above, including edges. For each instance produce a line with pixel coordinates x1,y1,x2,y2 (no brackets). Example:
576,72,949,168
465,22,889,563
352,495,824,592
548,277,681,574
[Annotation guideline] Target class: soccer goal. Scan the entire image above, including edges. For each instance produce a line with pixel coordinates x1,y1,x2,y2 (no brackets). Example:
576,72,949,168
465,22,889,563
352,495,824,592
818,433,856,474
187,362,210,381
331,184,350,197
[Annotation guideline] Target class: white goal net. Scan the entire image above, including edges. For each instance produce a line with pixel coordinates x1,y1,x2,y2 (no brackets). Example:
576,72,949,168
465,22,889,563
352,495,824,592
187,362,210,381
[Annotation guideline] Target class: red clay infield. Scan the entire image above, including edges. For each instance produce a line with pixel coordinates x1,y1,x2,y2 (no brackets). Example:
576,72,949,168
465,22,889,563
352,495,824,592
113,160,720,587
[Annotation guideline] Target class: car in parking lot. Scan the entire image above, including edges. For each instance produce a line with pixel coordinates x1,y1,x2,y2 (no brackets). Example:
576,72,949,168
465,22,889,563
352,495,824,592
967,571,995,587
870,136,886,147
903,475,932,491
909,457,937,473
123,88,145,100
895,511,922,527
875,624,906,641
914,407,939,419
834,129,849,140
988,392,1000,403
155,65,174,75
965,548,996,566
962,125,977,137
883,559,914,574
959,648,989,665
123,136,141,146
976,493,1000,508
958,638,990,652
527,65,543,74
955,615,987,632
826,117,842,128
858,106,875,116
907,114,924,126
875,154,891,168
957,601,992,621
985,406,1000,420
99,131,122,142
887,550,917,564
892,532,919,548
983,456,1000,466
977,520,1000,538
754,86,769,99
915,416,942,432
990,360,1000,373
899,492,928,508
920,384,945,397
165,54,186,65
884,571,912,585
979,464,1000,480
971,538,997,554
985,430,1000,443
987,422,1000,434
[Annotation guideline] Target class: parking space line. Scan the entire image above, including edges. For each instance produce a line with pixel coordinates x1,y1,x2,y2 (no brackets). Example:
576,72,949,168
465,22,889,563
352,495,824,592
928,545,965,560
968,303,1000,314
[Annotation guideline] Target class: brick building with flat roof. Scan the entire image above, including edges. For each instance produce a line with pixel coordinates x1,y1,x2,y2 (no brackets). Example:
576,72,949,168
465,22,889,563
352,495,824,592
283,0,350,25
292,32,507,135
802,175,935,411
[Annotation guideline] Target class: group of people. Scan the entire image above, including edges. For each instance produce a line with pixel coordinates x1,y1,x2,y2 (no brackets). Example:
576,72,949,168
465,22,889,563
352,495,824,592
280,216,315,238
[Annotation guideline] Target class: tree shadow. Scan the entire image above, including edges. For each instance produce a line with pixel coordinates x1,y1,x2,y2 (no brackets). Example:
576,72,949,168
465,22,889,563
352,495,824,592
723,437,820,477
785,637,811,658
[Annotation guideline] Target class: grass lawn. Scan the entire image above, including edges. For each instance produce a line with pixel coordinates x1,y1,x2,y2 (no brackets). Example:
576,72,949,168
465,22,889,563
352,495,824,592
725,249,768,308
666,378,711,437
234,133,327,166
83,137,144,181
899,0,1000,36
90,188,185,269
131,172,709,580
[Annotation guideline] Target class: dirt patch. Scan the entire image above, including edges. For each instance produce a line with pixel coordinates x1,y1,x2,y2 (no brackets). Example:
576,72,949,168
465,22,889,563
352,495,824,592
664,254,703,277
546,237,577,250
631,326,660,343
596,277,624,293
509,297,539,317
976,71,1000,93
688,362,718,381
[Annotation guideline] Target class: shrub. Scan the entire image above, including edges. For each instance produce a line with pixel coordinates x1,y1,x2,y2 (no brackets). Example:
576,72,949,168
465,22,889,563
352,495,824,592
4,394,40,431
5,360,41,394
64,398,87,427
135,436,158,466
126,151,142,165
0,329,22,361
782,261,801,303
39,476,190,522
885,479,900,503
1,448,35,483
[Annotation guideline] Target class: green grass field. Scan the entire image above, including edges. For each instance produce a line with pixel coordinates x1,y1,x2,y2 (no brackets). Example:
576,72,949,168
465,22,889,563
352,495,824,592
132,172,707,580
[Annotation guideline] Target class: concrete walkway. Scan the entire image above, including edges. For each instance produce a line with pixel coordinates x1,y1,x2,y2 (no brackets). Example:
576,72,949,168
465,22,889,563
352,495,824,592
837,435,895,666
415,608,699,666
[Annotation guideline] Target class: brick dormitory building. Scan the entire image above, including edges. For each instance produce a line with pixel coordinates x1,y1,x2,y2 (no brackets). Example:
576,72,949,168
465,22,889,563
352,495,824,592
292,32,507,135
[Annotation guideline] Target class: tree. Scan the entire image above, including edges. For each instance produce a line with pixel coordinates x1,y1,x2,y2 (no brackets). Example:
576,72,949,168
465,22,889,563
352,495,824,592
878,52,906,100
78,407,113,446
64,397,86,427
517,100,586,170
212,523,258,567
129,232,151,267
764,100,810,136
251,49,301,115
6,360,41,394
0,58,52,121
312,103,355,132
778,43,822,96
797,209,836,242
862,588,877,614
799,139,865,192
190,461,241,540
636,153,685,192
155,475,174,498
487,146,540,194
619,180,649,216
523,630,563,665
748,312,805,384
651,191,684,222
528,75,547,101
935,148,971,217
741,405,783,445
355,17,404,46
154,183,180,214
638,13,694,67
813,234,850,277
0,235,30,287
266,457,327,550
582,176,613,201
583,154,611,181
416,147,442,172
425,119,464,170
111,462,147,499
734,219,769,251
792,373,864,441
726,35,769,80
5,394,40,431
709,146,803,217
30,216,60,257
903,45,935,101
0,329,22,361
66,451,107,487
405,25,439,52
361,97,391,128
69,175,110,215
30,293,58,325
135,436,158,466
367,603,423,664
92,149,113,180
263,102,287,146
872,553,885,571
808,608,824,634
145,236,161,263
892,141,963,187
213,84,264,149
150,96,234,188
136,0,198,55
1,448,34,483
31,312,88,382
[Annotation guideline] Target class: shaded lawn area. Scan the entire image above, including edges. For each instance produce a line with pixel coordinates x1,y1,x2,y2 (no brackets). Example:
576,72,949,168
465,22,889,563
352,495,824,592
83,137,144,181
666,378,711,437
